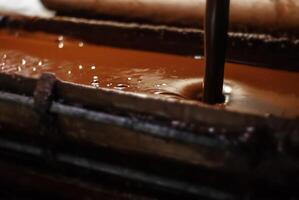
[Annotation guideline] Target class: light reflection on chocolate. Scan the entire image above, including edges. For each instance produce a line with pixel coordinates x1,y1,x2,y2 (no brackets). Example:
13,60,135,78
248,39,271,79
0,29,298,118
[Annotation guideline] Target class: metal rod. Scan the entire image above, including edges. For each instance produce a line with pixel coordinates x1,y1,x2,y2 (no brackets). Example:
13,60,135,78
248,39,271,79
203,0,230,104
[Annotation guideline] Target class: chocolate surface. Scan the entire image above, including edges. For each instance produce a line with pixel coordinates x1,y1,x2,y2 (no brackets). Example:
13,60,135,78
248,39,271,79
0,29,299,118
1,15,298,72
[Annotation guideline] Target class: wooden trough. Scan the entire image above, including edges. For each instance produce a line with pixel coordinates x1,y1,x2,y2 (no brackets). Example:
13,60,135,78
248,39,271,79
0,14,298,199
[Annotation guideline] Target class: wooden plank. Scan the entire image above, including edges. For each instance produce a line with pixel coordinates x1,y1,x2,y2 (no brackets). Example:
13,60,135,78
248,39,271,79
41,0,299,37
0,73,36,96
0,89,262,171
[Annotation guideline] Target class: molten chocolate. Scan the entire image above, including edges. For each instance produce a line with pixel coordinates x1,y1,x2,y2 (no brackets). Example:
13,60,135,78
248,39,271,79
0,30,298,118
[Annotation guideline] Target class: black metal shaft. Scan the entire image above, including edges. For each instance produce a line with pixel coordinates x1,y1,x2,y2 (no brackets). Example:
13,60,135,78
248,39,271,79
203,0,230,104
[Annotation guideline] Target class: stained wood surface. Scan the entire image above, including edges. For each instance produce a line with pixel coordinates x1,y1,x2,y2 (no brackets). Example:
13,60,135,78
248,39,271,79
41,0,299,36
